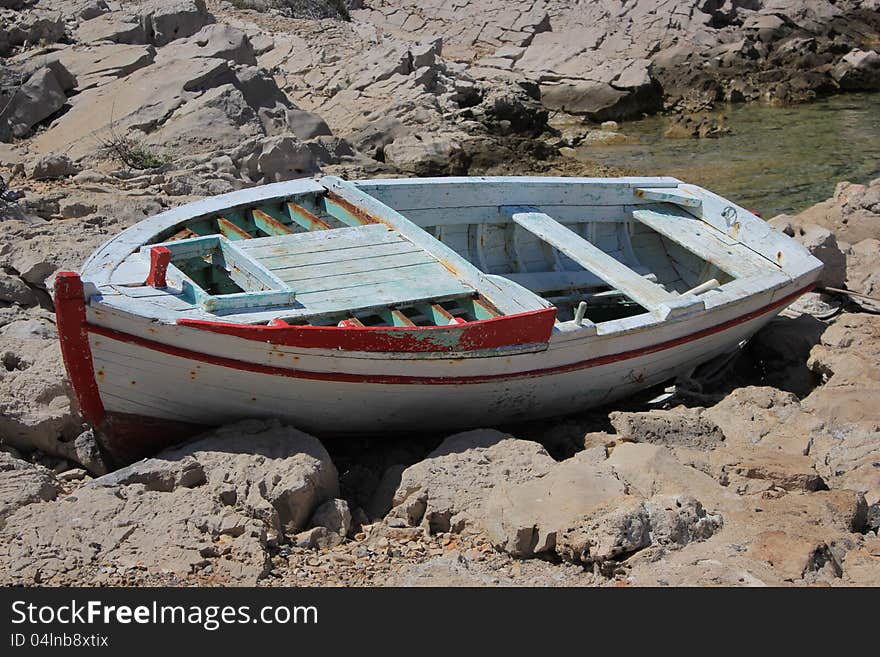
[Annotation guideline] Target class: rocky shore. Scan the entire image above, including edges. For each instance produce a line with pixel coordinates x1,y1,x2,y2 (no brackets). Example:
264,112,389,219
1,1,879,586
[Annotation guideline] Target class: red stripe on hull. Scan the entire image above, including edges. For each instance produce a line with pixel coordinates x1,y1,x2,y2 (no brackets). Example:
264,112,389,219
177,307,557,353
86,285,814,386
54,272,106,427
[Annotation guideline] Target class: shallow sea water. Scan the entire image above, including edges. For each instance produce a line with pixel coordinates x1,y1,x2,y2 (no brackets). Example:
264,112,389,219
575,92,880,217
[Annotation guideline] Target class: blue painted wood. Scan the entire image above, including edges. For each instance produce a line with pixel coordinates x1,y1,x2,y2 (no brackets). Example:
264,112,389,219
238,224,398,258
252,208,293,236
259,241,421,272
289,262,460,295
272,250,435,283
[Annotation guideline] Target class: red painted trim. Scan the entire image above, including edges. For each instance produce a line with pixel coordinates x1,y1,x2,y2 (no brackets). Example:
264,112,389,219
54,272,106,426
146,246,171,288
86,285,814,386
177,308,558,353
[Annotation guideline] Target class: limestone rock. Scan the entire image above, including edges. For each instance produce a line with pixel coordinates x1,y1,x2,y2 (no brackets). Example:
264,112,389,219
0,338,81,463
25,154,80,180
385,429,556,534
159,420,339,534
0,484,270,585
91,456,206,492
57,43,156,88
768,218,846,288
143,0,213,47
158,24,257,65
0,273,37,306
309,498,352,537
1,66,70,140
703,386,815,455
609,408,725,450
0,453,61,530
845,238,880,312
237,135,319,183
483,451,627,557
832,49,880,91
556,494,722,565
606,442,729,507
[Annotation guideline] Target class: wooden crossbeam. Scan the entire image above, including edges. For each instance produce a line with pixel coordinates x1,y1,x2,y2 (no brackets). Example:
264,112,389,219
502,206,678,311
471,297,500,319
381,308,417,326
169,227,198,241
286,202,331,231
252,208,293,236
216,217,252,240
323,191,374,227
416,302,457,325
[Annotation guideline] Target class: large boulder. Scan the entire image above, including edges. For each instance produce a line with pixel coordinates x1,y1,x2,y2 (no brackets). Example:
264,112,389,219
0,65,72,140
845,238,880,311
832,49,880,91
157,24,257,65
30,57,235,159
380,429,556,534
0,338,81,464
237,135,319,183
483,451,627,557
0,453,61,530
143,0,213,47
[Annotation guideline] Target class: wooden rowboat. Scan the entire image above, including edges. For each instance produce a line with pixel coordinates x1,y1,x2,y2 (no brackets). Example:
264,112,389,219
54,176,822,465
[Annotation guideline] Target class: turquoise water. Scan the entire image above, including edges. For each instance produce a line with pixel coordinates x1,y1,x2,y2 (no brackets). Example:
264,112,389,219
576,93,880,217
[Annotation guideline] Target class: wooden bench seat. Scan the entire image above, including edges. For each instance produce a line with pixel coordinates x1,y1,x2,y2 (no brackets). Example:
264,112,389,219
235,223,476,319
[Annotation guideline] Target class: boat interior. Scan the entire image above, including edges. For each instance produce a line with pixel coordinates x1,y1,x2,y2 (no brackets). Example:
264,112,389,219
125,177,782,330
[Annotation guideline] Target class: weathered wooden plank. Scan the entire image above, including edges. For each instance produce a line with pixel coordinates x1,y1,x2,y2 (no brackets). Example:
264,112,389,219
287,201,331,231
271,249,434,283
323,191,374,226
633,187,702,208
217,217,252,240
631,205,772,281
260,240,422,273
252,208,293,236
503,205,678,311
274,282,473,322
322,177,550,314
404,204,634,227
169,228,198,241
354,177,682,211
238,224,398,258
288,262,456,295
